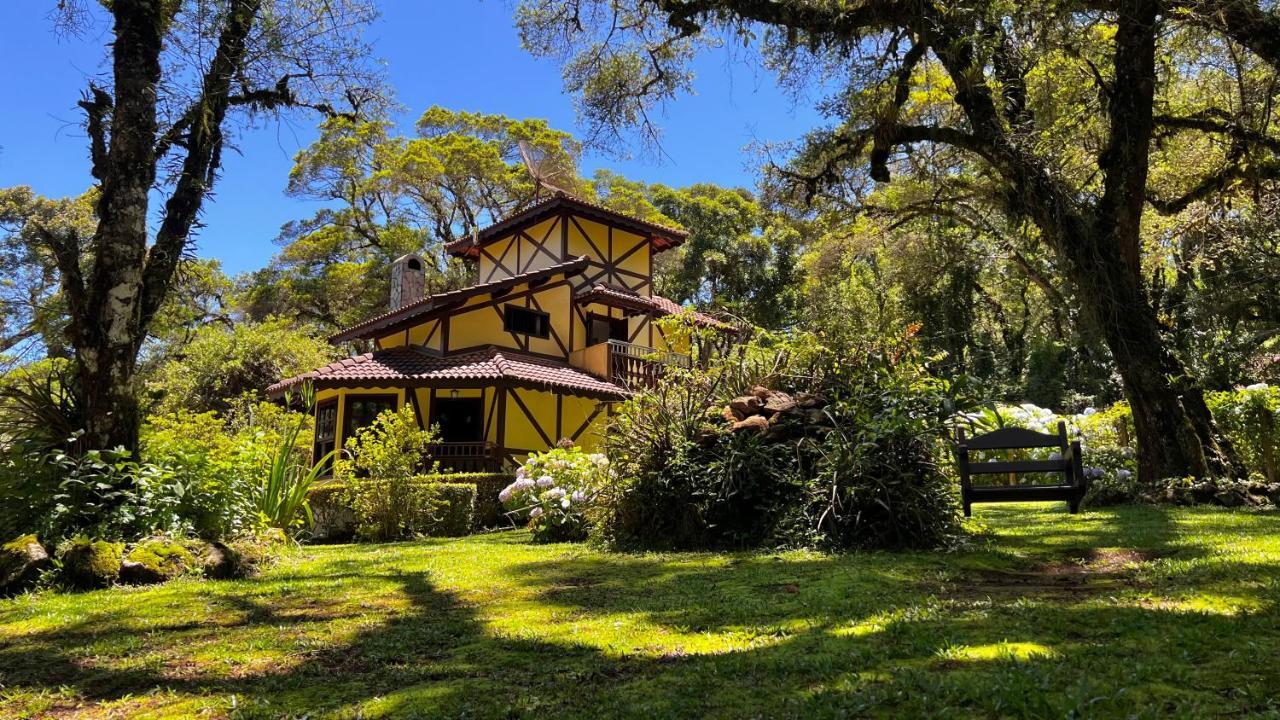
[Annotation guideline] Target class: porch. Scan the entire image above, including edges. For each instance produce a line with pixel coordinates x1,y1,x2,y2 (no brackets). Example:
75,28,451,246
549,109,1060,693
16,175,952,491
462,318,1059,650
569,339,690,389
427,441,504,473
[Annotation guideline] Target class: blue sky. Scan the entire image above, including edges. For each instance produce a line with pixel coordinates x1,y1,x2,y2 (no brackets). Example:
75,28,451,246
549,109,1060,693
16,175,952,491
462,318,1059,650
0,1,823,276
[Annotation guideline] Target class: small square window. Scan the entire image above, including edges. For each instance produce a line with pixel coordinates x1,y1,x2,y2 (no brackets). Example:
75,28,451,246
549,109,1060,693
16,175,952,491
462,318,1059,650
504,306,550,338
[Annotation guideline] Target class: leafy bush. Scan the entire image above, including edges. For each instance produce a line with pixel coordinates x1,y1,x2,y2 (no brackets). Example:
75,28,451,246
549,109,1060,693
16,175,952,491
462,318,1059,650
500,446,608,542
146,317,337,416
345,475,444,541
43,443,190,541
255,387,334,534
436,473,513,528
429,483,477,537
599,325,965,551
0,359,84,537
1208,384,1280,483
333,405,444,541
59,537,124,589
318,477,475,541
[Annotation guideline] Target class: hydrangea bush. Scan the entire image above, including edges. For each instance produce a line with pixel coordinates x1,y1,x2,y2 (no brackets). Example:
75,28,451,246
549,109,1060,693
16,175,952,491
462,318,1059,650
499,445,609,542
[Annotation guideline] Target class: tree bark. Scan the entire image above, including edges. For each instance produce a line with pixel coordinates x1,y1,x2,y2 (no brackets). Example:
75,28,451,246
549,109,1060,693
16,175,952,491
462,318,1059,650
74,0,165,451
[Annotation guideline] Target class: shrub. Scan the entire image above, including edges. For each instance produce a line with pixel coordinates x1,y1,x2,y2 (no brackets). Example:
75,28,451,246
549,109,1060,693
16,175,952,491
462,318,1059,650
141,410,259,538
500,446,608,542
345,475,444,541
430,483,477,537
256,386,334,535
60,537,124,589
43,444,189,541
1207,385,1280,483
322,477,476,541
335,405,438,480
432,473,513,527
146,317,338,416
599,325,964,551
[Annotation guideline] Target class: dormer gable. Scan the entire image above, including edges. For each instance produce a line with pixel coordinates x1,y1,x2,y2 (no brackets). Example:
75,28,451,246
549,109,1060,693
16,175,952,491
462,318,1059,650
445,194,687,297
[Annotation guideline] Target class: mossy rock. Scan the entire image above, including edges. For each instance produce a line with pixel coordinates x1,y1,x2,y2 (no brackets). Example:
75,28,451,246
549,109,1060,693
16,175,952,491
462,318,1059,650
120,539,196,585
60,538,125,589
202,536,279,580
1,534,51,595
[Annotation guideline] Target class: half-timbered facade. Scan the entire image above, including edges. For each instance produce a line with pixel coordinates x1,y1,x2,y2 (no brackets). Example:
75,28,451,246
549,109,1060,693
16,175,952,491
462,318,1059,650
267,194,725,472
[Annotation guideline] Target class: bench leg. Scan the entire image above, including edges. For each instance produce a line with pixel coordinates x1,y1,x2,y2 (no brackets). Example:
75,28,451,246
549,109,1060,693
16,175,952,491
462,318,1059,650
963,501,972,518
1068,499,1080,514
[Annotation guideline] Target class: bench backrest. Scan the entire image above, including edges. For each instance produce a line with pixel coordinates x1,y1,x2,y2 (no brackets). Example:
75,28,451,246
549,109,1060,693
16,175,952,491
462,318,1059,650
957,422,1067,451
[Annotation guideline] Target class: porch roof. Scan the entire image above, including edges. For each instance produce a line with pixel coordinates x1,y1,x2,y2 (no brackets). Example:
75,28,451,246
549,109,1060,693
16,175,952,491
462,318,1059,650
266,346,628,401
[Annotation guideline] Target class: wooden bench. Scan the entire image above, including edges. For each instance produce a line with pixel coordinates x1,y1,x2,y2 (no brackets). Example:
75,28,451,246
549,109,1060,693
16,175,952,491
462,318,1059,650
956,421,1087,516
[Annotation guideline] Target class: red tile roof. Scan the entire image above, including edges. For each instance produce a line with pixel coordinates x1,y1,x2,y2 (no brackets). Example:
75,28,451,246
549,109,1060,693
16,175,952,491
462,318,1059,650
329,257,590,344
266,346,628,400
573,283,733,329
445,194,688,258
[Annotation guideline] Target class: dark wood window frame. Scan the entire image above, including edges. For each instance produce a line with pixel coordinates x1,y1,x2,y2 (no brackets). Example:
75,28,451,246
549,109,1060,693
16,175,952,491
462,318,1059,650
341,393,400,446
586,312,629,346
313,399,339,476
503,304,551,339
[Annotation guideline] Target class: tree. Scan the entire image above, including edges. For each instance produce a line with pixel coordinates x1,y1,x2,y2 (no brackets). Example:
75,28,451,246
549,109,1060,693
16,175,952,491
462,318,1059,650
1,187,234,370
23,0,380,453
517,0,1280,481
240,108,588,329
145,318,337,416
594,171,802,327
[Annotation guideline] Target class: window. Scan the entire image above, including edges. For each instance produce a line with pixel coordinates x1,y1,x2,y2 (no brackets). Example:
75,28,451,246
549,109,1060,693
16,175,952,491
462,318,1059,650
504,305,551,338
587,314,629,346
313,400,338,476
342,394,399,445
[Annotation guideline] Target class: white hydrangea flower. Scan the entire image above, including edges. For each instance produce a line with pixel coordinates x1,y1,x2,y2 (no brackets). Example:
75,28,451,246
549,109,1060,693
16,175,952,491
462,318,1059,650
536,475,555,488
530,507,544,519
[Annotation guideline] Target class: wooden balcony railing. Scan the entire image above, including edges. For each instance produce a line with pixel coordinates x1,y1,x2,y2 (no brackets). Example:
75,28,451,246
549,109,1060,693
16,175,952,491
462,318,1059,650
427,441,502,473
570,340,690,389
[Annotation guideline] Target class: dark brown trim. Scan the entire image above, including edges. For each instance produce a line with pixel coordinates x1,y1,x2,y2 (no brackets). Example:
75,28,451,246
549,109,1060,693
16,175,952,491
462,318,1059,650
569,402,606,442
510,388,554,447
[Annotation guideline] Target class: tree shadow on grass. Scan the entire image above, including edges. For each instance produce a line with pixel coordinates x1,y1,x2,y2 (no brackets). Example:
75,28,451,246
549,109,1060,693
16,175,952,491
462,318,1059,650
1,511,1279,718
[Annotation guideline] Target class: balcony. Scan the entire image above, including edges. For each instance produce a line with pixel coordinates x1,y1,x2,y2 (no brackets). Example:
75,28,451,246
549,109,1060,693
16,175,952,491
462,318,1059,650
427,441,502,473
569,339,691,389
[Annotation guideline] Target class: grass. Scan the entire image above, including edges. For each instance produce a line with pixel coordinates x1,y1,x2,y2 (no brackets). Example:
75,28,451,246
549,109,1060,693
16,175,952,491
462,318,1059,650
2,504,1280,718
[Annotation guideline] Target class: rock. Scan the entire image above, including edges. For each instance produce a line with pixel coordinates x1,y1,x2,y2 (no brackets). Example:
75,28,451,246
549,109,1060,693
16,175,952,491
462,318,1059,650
751,385,772,399
795,392,826,409
0,535,50,595
119,560,164,585
120,539,195,585
729,395,762,418
760,391,797,416
731,415,770,434
723,406,743,422
203,537,277,580
1214,489,1246,507
60,538,124,589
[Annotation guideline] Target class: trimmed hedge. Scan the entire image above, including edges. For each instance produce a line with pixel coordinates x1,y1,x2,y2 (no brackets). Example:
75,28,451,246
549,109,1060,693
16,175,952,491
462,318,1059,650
307,478,478,541
426,473,514,528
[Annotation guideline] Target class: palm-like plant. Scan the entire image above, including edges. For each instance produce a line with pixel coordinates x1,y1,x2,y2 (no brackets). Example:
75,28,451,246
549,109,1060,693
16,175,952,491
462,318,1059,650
256,384,336,533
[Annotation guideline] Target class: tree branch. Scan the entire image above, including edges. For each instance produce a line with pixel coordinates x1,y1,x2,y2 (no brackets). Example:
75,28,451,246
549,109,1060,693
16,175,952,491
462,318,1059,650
77,84,113,181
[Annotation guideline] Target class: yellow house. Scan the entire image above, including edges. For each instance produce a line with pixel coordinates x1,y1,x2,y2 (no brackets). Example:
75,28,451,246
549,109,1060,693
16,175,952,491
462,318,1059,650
267,194,726,473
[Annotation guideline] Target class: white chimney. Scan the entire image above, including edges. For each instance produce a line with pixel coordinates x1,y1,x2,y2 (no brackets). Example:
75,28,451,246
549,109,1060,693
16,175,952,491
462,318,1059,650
390,253,426,310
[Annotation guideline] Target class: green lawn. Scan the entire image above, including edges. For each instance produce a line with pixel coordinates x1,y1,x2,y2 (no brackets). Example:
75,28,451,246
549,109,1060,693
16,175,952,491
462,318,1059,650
2,505,1280,719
